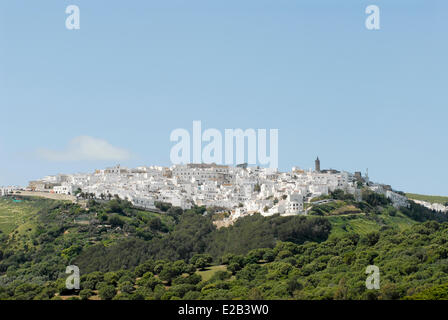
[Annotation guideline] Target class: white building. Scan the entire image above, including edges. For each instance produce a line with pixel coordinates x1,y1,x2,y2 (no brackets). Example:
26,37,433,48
28,160,394,223
53,185,74,195
0,186,20,196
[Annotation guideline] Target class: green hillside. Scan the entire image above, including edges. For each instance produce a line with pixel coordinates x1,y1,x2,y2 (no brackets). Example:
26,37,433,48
1,190,448,300
406,193,448,205
327,212,416,238
0,198,49,235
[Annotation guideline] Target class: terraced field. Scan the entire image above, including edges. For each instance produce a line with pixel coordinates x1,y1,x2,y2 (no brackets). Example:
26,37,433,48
327,211,416,238
0,198,40,235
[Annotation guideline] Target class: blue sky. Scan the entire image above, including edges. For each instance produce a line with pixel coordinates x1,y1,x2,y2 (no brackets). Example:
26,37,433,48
0,0,447,196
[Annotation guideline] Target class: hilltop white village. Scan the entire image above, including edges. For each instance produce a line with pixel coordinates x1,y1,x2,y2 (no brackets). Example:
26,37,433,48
4,157,444,225
1,158,446,222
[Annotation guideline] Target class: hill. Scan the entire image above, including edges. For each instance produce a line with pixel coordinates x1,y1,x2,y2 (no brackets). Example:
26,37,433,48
1,190,448,300
406,193,448,205
0,197,55,235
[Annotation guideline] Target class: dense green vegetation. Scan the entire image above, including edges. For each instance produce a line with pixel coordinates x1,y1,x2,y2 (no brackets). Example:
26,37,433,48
1,190,448,300
72,209,331,273
0,197,176,285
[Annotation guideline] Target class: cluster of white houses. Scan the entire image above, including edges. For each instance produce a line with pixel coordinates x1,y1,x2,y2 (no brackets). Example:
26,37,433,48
12,158,420,221
0,186,21,197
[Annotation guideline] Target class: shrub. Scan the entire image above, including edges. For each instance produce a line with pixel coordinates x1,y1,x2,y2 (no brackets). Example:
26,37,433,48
79,289,93,300
99,285,116,300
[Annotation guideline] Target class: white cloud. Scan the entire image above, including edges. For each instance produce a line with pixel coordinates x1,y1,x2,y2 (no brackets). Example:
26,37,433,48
37,136,132,162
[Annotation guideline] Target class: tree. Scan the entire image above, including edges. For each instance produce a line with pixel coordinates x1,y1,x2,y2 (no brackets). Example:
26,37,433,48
134,260,155,277
184,264,197,275
149,217,162,231
81,272,104,290
99,285,116,300
159,265,182,285
362,191,389,207
136,272,162,290
263,249,276,262
220,253,235,265
118,281,134,294
79,289,92,300
108,214,124,227
167,207,183,222
246,248,266,264
194,257,209,270
190,254,212,271
155,201,172,212
228,263,241,274
331,189,354,201
153,285,166,300
172,260,188,274
104,271,120,286
287,275,303,294
237,264,267,282
363,232,380,246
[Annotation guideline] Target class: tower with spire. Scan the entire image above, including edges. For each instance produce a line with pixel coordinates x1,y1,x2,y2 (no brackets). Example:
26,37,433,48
315,156,321,172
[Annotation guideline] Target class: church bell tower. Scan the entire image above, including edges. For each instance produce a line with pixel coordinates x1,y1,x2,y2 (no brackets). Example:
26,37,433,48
315,157,321,172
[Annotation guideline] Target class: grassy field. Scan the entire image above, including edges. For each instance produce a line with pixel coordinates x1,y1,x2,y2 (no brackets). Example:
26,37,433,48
0,197,73,251
406,193,448,204
0,198,41,235
196,265,227,281
327,211,416,238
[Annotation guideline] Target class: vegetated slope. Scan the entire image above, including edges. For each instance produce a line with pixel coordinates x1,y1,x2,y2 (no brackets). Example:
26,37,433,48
327,213,416,238
0,197,176,284
0,196,332,281
0,198,55,236
2,219,448,300
404,283,448,300
1,189,448,300
309,189,448,238
406,193,448,205
73,212,332,274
